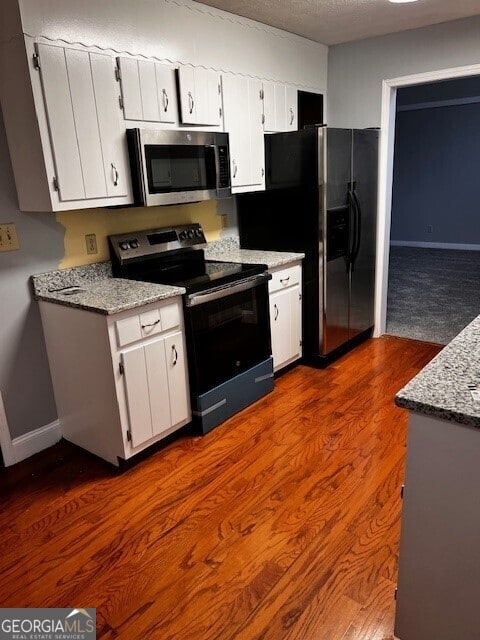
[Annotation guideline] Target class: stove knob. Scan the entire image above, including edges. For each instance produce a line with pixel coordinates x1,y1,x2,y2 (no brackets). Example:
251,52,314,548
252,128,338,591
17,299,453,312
120,241,129,251
187,230,194,239
178,231,187,241
129,239,139,249
195,229,203,238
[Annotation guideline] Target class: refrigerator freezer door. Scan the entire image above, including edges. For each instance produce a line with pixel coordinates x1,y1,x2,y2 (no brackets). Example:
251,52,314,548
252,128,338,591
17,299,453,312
322,128,352,355
349,129,379,340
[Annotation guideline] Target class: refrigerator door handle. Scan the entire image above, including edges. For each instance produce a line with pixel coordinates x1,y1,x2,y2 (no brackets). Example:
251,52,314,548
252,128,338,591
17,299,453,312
347,189,358,269
351,190,362,270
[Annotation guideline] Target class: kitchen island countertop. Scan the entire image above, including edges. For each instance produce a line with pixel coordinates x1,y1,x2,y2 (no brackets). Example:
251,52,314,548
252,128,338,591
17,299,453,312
395,314,480,427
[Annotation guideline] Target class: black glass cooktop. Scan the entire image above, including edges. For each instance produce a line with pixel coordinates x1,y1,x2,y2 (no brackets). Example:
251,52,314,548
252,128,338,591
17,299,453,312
122,258,267,295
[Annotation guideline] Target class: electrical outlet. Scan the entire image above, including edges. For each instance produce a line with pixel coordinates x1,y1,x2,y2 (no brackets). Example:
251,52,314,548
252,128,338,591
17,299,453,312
427,225,433,234
85,234,98,255
0,223,19,252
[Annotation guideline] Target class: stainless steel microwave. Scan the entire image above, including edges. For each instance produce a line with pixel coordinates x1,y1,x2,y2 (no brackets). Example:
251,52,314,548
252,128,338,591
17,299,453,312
126,129,231,206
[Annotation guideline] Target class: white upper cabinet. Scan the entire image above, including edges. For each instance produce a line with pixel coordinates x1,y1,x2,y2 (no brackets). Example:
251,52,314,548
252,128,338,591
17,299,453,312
36,43,129,203
222,74,265,193
89,54,129,197
155,63,177,123
117,57,177,123
35,44,85,201
285,85,298,131
262,82,298,132
177,66,222,126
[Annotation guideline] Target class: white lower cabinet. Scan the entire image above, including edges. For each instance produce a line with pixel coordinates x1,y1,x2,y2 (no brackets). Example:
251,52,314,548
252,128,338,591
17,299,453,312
39,296,191,466
268,263,302,371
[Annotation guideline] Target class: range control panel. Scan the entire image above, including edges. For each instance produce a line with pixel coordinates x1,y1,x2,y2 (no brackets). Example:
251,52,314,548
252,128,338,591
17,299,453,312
109,223,207,264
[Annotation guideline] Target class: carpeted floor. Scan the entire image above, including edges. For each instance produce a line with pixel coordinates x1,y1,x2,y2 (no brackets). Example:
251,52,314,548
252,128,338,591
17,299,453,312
386,246,480,345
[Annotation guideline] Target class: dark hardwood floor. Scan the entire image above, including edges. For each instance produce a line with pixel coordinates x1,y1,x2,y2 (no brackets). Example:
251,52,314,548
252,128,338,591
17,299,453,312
0,336,441,639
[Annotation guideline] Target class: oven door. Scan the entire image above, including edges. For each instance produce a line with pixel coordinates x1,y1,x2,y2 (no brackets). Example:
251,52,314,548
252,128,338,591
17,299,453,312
184,274,272,395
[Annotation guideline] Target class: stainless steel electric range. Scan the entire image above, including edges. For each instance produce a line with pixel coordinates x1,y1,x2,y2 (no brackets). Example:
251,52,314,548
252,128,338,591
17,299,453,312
109,223,274,434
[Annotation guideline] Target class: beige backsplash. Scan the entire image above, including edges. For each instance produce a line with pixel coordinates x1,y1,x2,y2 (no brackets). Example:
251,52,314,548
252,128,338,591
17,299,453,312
56,200,223,269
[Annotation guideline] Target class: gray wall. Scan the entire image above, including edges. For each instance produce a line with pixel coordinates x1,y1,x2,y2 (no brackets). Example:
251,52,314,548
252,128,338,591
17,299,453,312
391,79,480,245
327,16,480,128
391,102,480,245
0,108,63,439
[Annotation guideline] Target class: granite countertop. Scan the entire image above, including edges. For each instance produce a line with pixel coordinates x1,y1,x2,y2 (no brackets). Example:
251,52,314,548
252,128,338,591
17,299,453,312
395,315,480,427
204,236,305,269
31,263,185,315
31,238,303,315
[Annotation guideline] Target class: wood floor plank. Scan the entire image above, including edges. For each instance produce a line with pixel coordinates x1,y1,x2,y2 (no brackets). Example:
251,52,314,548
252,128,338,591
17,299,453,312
0,336,440,639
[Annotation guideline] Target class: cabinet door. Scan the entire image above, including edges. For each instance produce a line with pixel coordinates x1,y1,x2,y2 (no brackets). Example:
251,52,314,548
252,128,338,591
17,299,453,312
164,332,190,426
262,81,276,133
269,286,301,370
285,86,298,131
274,84,287,132
121,346,153,448
90,53,130,197
64,48,107,199
138,60,160,122
222,74,250,187
155,63,177,123
117,57,143,121
144,339,171,436
177,66,197,124
248,79,265,187
204,69,222,126
36,44,85,201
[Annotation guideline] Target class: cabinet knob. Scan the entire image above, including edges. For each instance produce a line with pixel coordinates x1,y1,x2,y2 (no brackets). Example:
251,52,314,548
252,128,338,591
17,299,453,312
162,88,169,113
274,303,279,321
188,91,194,114
289,107,294,126
280,276,290,286
172,344,178,366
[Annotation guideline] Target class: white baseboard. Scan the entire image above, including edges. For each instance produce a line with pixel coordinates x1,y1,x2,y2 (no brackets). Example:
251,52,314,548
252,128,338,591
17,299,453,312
11,420,62,465
390,240,480,251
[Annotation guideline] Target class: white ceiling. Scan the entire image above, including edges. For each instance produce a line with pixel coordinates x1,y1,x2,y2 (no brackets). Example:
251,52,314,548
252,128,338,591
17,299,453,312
194,0,480,45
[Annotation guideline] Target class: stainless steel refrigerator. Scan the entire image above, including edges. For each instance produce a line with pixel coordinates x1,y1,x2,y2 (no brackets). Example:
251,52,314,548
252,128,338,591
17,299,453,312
238,125,379,366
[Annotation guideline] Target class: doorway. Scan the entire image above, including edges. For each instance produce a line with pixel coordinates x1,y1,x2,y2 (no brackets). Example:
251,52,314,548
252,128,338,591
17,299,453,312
386,77,480,344
374,63,480,341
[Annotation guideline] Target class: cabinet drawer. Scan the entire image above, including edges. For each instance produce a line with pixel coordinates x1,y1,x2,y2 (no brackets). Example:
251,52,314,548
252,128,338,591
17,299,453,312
140,309,162,338
116,315,142,347
115,300,182,347
161,301,181,331
269,264,301,294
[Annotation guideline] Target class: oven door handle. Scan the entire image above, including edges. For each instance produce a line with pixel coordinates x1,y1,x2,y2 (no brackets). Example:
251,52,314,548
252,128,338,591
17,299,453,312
185,273,271,307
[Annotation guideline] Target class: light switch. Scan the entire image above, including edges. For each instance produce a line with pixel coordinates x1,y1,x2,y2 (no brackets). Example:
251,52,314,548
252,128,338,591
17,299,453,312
0,223,19,252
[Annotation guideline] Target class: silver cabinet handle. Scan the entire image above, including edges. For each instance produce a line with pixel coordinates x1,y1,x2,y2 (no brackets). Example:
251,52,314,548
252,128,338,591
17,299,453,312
172,344,178,365
111,163,119,187
188,91,194,114
162,88,169,112
289,107,294,126
232,160,238,178
274,304,279,321
280,276,290,285
141,319,160,329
